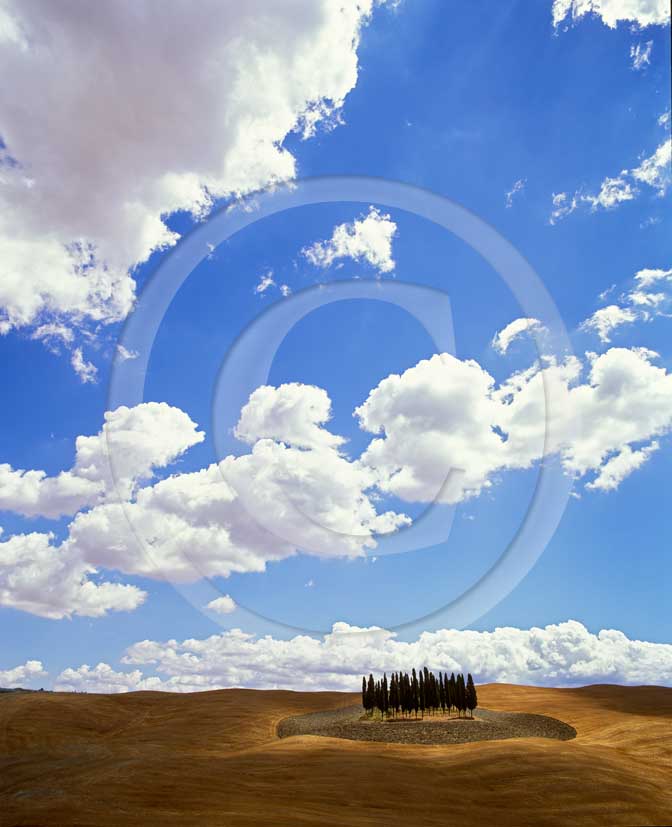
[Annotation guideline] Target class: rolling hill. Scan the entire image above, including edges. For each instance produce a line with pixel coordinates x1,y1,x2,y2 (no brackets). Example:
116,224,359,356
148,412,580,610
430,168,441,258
1,683,671,826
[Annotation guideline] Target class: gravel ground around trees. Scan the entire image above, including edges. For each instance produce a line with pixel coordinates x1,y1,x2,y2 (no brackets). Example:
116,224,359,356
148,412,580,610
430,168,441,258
277,704,577,745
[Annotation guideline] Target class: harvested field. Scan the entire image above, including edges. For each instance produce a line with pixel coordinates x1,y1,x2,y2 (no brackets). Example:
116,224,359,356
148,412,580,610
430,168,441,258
1,683,671,826
277,704,577,744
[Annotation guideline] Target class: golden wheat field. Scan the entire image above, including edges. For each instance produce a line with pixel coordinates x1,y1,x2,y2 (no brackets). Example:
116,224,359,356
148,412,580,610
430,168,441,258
1,683,671,826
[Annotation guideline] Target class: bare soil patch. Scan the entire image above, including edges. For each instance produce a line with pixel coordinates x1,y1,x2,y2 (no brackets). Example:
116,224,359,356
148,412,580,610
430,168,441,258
277,704,577,745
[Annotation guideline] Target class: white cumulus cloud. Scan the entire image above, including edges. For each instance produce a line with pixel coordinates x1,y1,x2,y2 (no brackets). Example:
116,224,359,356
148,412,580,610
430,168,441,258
0,387,409,613
254,271,276,295
0,530,146,619
580,304,639,342
492,317,544,354
66,440,409,582
2,345,671,617
55,662,164,694
0,402,205,518
206,595,237,615
303,206,397,274
235,382,345,451
551,138,671,223
0,659,48,688
552,0,670,29
581,266,672,343
0,0,386,353
356,347,672,503
53,619,672,692
70,347,98,385
586,440,659,491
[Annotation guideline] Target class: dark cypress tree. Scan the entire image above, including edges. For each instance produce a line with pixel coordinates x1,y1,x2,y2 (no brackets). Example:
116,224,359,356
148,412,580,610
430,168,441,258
362,676,367,712
456,673,466,717
466,673,478,718
367,674,375,717
411,668,419,718
393,673,399,717
448,673,456,714
389,673,397,718
418,671,425,718
403,672,411,717
422,667,430,713
397,673,402,717
382,673,389,719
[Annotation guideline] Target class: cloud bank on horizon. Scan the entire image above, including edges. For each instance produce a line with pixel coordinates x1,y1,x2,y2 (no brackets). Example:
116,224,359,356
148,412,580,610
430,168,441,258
3,619,667,693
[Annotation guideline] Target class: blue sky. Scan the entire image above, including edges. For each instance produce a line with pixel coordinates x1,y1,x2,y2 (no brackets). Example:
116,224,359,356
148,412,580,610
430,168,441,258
0,1,671,692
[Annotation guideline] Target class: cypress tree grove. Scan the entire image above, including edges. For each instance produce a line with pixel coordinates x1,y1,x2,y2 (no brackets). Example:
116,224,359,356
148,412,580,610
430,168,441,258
360,670,477,721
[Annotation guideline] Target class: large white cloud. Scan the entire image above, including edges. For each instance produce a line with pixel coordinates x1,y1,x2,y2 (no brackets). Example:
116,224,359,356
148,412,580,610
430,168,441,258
67,439,409,582
0,530,145,619
53,619,672,692
0,0,385,352
356,347,672,503
303,206,397,274
2,351,670,616
552,0,670,29
0,387,408,597
0,659,47,688
63,386,405,582
0,402,204,518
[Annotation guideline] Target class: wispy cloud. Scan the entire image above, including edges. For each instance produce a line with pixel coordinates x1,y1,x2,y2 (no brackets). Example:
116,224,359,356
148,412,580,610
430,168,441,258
551,137,671,224
581,266,672,341
505,178,526,208
630,40,653,70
